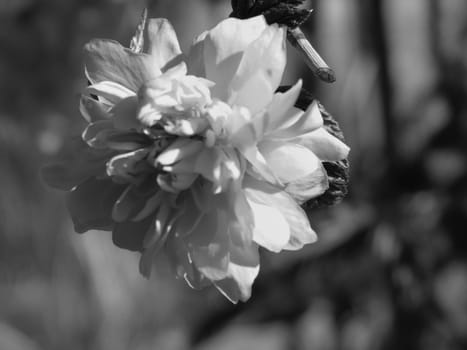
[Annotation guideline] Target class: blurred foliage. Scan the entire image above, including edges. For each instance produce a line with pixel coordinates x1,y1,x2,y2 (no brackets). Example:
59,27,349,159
1,0,467,349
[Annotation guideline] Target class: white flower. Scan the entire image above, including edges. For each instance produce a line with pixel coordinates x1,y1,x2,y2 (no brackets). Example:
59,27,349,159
68,15,350,302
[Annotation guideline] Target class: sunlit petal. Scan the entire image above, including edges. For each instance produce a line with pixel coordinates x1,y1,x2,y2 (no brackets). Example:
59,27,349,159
156,138,204,166
201,16,269,100
246,197,290,252
106,148,149,182
86,81,135,105
229,24,287,113
262,80,303,135
244,176,317,252
284,163,329,203
269,100,324,140
145,18,183,71
258,140,323,184
294,127,350,161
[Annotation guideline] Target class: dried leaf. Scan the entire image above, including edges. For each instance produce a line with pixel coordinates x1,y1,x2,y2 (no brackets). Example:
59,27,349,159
231,0,311,28
129,8,148,53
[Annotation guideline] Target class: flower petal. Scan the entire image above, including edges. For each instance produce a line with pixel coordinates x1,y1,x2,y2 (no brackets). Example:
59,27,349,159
247,198,290,252
41,139,111,191
284,163,329,203
113,215,153,252
269,100,324,140
230,71,273,114
173,192,203,236
222,188,254,246
156,138,204,166
201,16,269,100
143,201,172,249
110,96,140,131
66,177,126,233
193,147,222,183
258,140,323,183
283,216,318,251
112,184,154,223
228,24,287,113
139,202,174,277
191,179,218,213
79,95,109,122
261,80,303,135
186,31,208,78
187,212,230,281
294,127,350,161
86,81,135,105
166,235,212,289
101,131,152,152
193,146,244,193
214,241,260,303
244,176,317,252
106,148,150,182
145,18,183,71
82,120,114,148
84,39,161,92
243,146,279,186
133,190,165,222
226,106,256,148
157,173,198,193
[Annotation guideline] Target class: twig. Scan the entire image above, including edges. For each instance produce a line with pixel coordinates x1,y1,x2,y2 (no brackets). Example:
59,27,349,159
287,27,336,83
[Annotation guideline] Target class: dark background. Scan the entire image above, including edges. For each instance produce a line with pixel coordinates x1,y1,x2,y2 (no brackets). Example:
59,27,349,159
1,0,467,349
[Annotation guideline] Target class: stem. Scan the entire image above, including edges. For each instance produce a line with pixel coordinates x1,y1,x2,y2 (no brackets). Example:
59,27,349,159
287,27,336,83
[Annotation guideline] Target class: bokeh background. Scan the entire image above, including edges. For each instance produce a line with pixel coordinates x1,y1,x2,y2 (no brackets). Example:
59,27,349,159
1,0,467,349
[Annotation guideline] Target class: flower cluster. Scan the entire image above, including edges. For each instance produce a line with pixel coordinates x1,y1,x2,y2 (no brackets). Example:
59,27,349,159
44,15,349,302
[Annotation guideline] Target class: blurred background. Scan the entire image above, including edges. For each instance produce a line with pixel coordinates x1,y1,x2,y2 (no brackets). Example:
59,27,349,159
1,0,467,349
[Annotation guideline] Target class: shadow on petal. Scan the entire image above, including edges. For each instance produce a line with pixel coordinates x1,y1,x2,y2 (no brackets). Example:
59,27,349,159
67,177,126,233
199,16,269,100
113,215,154,252
285,162,329,203
214,242,260,303
41,138,114,191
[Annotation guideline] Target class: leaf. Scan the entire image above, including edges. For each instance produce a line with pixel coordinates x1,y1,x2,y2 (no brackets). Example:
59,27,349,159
129,8,148,54
230,0,311,28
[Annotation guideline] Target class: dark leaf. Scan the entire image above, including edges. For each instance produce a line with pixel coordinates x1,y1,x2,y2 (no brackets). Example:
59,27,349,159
230,0,311,28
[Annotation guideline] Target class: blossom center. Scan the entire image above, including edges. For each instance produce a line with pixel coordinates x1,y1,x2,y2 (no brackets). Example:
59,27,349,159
136,71,215,137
